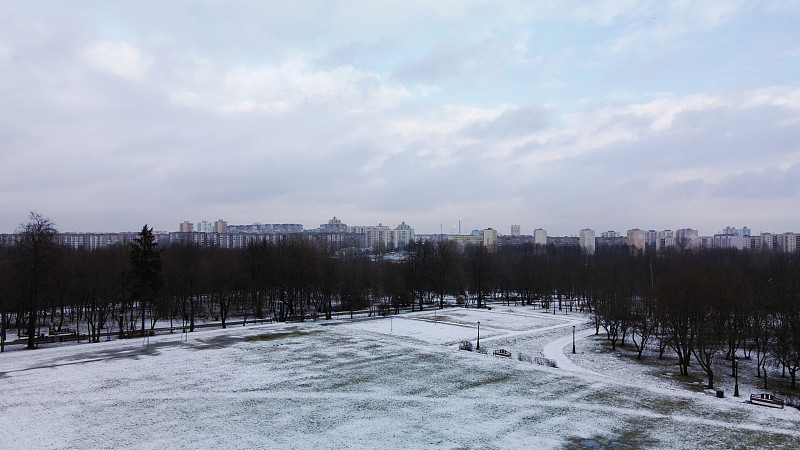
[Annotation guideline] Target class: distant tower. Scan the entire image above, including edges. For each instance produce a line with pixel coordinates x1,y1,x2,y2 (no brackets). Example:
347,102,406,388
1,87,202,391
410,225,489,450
214,219,228,234
482,228,498,250
179,221,193,232
511,225,521,237
579,228,595,255
197,220,213,233
533,228,547,245
627,229,646,250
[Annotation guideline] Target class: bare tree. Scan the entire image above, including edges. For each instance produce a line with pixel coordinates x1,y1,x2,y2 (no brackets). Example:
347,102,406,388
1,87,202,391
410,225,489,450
17,212,58,349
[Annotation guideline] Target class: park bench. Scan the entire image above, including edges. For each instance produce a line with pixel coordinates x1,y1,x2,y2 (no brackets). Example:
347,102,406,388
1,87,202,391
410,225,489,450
493,349,511,358
750,393,784,409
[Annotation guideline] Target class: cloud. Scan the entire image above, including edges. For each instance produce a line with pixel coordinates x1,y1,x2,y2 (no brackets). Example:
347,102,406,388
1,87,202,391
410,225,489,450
710,163,800,198
315,39,396,70
462,104,553,139
1,1,799,236
83,41,153,80
168,57,411,115
392,36,527,85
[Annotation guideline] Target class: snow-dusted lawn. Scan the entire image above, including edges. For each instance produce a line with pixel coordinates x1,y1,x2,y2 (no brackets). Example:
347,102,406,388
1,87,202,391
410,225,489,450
1,306,798,449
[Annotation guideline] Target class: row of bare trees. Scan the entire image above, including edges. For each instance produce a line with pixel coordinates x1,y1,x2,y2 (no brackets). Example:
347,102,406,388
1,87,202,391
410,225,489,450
590,247,800,390
1,213,798,395
0,218,578,351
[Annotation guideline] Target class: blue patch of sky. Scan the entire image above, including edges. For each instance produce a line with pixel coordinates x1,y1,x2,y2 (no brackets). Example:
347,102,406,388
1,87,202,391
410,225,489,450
412,6,797,114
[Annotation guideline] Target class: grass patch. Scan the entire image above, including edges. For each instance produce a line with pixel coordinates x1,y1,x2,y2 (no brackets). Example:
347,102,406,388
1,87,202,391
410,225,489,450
243,330,314,342
566,425,658,449
189,334,242,350
649,397,693,415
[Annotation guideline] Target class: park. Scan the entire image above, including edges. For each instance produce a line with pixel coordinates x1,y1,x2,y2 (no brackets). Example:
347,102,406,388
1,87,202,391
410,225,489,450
2,304,799,448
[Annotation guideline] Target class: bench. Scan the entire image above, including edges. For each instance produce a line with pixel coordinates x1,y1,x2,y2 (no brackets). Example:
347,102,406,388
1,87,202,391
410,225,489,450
493,349,511,358
750,393,784,409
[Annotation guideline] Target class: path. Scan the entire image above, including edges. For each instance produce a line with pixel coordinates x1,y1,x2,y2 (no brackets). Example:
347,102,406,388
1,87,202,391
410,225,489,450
541,325,605,377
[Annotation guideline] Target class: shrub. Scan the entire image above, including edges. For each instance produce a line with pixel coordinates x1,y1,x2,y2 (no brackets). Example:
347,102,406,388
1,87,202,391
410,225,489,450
459,341,474,351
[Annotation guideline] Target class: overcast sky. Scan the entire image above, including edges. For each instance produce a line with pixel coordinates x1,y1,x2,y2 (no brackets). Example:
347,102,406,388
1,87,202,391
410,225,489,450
2,1,799,236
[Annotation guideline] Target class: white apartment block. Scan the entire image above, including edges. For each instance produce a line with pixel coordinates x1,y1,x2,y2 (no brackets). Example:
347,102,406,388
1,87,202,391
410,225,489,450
656,230,675,251
197,220,213,233
350,222,415,250
579,228,595,255
676,228,699,248
533,228,547,246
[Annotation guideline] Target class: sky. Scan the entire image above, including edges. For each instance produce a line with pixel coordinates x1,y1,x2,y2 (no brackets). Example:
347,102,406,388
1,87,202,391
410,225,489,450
1,1,799,236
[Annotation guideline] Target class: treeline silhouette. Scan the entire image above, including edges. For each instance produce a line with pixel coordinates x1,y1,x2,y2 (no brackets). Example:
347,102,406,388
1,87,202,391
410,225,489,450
0,215,798,391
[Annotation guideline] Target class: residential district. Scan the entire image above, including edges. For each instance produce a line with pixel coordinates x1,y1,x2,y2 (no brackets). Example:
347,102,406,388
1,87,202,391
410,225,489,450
1,217,798,255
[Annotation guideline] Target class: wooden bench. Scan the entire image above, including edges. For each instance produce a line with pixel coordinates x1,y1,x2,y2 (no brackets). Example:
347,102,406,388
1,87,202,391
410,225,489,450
493,349,511,358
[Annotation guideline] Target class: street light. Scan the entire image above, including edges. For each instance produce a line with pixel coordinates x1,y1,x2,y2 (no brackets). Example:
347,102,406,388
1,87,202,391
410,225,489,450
734,356,739,397
572,325,576,354
477,321,481,349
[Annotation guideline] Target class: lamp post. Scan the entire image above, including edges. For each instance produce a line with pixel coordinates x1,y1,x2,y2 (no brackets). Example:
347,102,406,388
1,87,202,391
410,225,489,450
734,357,739,397
477,321,480,350
572,325,576,354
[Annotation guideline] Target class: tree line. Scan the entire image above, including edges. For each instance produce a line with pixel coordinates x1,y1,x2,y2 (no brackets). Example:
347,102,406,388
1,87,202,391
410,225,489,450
1,213,798,393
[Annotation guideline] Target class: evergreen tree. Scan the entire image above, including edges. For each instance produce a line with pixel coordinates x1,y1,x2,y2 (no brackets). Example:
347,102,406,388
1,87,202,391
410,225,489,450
130,225,162,332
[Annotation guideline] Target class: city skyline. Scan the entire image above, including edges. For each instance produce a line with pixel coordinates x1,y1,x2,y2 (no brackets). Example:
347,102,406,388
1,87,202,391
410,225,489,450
2,208,796,238
2,2,799,236
0,212,789,240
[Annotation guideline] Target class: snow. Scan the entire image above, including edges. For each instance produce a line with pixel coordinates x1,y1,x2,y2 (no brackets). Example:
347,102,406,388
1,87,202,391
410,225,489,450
1,305,799,449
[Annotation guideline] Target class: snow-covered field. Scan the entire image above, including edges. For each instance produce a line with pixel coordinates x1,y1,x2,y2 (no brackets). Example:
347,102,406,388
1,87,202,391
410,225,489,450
1,306,799,449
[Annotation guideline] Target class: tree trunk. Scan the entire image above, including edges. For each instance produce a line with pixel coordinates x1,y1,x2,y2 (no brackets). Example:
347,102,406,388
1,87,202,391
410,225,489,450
27,309,37,349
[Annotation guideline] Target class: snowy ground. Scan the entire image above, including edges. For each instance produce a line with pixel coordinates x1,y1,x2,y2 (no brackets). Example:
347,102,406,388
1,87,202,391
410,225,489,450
1,306,799,449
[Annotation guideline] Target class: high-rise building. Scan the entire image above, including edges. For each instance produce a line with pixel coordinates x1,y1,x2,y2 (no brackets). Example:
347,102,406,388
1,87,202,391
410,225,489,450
483,228,498,250
533,228,547,246
714,233,745,250
547,235,579,247
511,225,521,237
596,232,626,247
627,229,646,250
350,222,415,250
179,221,193,232
389,222,415,249
197,220,213,233
721,226,751,237
645,230,658,247
579,228,595,255
213,219,228,234
656,230,676,251
676,228,699,248
320,216,348,233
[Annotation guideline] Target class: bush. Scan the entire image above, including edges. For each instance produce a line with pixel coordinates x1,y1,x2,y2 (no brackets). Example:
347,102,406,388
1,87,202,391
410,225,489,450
477,347,488,354
459,341,474,351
